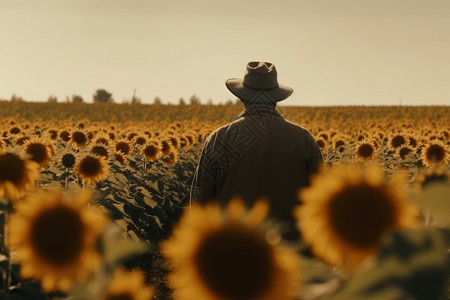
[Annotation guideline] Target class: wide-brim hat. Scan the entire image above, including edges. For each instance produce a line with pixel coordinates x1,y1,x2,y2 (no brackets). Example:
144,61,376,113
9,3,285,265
226,61,293,102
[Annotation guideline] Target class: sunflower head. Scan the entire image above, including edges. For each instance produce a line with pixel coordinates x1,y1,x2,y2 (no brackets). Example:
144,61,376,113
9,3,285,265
74,154,109,185
355,140,376,160
296,164,420,271
7,187,107,291
389,133,407,150
115,140,132,156
160,139,173,156
397,145,415,160
59,130,71,142
70,130,89,149
414,166,450,191
23,137,53,168
0,149,40,201
142,142,161,162
162,199,301,300
420,141,449,167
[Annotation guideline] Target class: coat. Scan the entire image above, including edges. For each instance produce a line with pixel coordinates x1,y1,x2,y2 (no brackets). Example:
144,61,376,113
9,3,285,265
190,103,323,239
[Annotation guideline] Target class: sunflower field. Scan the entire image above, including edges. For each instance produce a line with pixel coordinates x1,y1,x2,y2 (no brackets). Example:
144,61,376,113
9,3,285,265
0,101,449,300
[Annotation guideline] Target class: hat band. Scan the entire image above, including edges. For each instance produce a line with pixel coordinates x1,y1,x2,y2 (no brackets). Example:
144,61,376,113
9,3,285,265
243,82,280,91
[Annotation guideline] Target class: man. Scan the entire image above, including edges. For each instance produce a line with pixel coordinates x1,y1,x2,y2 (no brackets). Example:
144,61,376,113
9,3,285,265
190,61,323,241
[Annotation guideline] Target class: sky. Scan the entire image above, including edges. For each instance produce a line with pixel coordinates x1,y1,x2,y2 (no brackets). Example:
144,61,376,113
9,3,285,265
0,0,449,106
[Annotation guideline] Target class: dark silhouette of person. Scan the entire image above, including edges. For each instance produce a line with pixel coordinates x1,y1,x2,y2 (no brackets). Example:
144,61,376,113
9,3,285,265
190,61,323,242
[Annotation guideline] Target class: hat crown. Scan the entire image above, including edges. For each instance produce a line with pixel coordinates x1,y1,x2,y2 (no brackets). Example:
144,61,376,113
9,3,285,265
243,61,278,90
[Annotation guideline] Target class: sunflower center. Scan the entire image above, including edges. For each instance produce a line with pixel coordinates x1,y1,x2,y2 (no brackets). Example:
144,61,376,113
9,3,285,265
135,137,146,145
16,137,30,145
329,184,396,249
105,293,133,300
80,156,101,176
31,206,84,266
60,131,71,142
426,145,445,163
161,141,171,155
62,154,76,168
399,147,413,159
357,144,374,158
26,143,48,164
391,135,406,148
72,132,87,145
91,146,108,158
116,142,130,155
143,145,158,158
0,153,25,184
195,226,275,300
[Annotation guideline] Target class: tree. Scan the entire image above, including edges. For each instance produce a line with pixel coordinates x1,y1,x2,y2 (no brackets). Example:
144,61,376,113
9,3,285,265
153,96,162,105
189,94,201,105
47,95,58,103
93,89,114,103
72,94,84,103
178,98,186,106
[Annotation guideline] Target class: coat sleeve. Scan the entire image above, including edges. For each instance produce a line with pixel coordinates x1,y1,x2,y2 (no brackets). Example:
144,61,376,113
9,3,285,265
189,134,217,205
305,134,323,185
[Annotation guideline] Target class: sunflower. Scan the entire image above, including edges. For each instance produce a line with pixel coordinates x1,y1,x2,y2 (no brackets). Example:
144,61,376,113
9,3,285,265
388,133,407,150
355,140,377,160
103,268,154,300
162,150,177,166
315,138,327,150
89,144,114,161
92,132,112,146
420,140,449,167
115,139,132,156
0,150,40,201
114,151,128,167
22,137,53,168
296,164,419,271
142,141,161,162
7,187,107,291
74,154,109,185
397,145,415,160
70,130,89,149
14,134,31,146
414,166,450,191
54,148,78,169
162,199,301,300
160,139,173,156
59,130,71,143
134,134,148,147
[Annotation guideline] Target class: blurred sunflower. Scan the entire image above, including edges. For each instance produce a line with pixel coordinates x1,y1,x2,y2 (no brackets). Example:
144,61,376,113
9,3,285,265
22,137,53,168
92,132,111,146
134,134,148,147
355,140,377,160
14,134,31,146
74,154,109,185
59,130,71,143
103,268,154,300
397,145,415,160
388,133,407,150
163,150,178,166
414,165,450,191
70,130,89,149
160,139,173,156
114,151,128,167
89,144,114,161
55,148,78,169
142,141,161,162
0,150,40,201
296,164,419,271
315,138,327,150
115,139,132,156
162,199,301,300
420,140,449,167
7,188,107,291
167,135,180,150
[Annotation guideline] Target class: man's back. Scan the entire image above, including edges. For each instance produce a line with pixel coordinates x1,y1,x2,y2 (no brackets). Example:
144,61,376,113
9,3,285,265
191,102,322,238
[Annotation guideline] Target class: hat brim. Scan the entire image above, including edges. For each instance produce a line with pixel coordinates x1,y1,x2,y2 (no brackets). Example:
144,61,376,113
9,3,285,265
225,78,293,102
